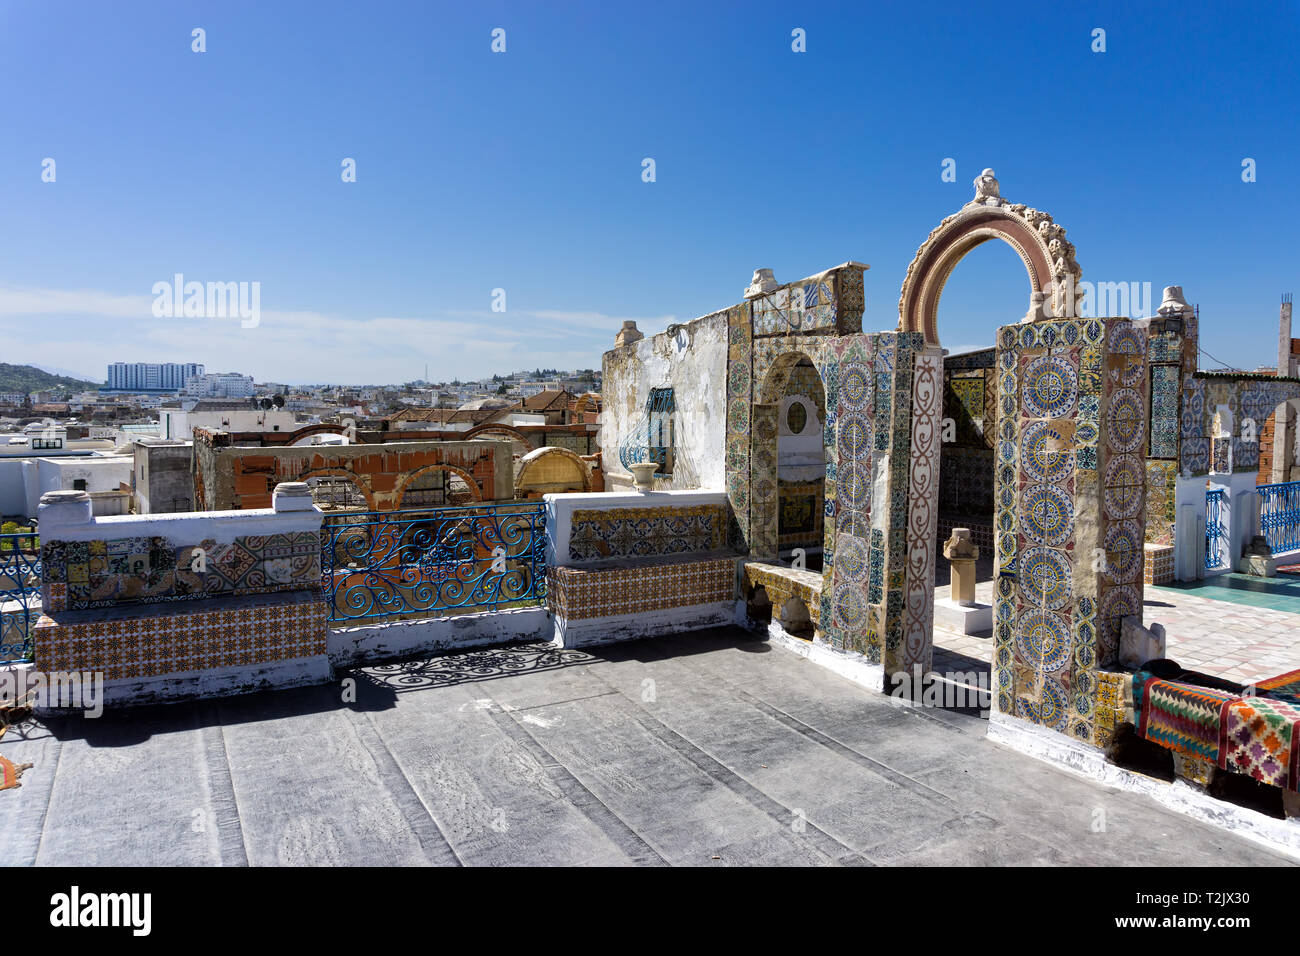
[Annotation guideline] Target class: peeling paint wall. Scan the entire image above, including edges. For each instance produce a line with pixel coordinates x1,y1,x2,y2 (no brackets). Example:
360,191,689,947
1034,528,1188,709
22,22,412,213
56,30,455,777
600,311,728,491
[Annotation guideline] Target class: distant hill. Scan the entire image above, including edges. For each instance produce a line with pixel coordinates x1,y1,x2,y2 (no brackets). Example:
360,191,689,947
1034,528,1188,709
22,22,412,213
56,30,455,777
0,363,102,394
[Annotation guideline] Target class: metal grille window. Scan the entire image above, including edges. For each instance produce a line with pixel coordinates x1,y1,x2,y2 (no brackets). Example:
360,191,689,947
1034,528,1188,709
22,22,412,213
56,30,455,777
1206,488,1227,570
619,387,675,475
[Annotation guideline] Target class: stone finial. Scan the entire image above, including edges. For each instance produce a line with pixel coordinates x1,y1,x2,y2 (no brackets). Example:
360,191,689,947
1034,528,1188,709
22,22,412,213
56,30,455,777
272,481,317,513
40,490,91,505
744,268,779,299
972,168,1001,206
1120,616,1167,669
942,528,979,561
37,489,94,532
943,528,980,607
1157,285,1193,317
614,321,644,348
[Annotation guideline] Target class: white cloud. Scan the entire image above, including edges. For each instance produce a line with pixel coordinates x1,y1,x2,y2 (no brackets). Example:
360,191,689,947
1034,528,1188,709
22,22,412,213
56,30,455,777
0,283,667,383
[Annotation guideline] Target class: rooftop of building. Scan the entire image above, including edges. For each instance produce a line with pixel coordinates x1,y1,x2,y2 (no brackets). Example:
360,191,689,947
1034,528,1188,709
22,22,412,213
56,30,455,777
0,627,1283,866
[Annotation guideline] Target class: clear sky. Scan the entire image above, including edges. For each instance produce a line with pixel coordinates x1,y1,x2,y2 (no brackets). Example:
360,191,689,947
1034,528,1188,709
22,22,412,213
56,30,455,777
0,0,1296,384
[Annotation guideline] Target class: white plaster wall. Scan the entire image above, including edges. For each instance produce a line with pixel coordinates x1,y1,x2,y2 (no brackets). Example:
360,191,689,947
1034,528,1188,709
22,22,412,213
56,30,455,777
600,312,728,491
0,460,25,518
25,456,133,520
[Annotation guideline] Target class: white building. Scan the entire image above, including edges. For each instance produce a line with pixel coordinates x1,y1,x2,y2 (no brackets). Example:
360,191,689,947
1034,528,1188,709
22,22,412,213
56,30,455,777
181,372,256,399
107,362,204,392
159,401,297,441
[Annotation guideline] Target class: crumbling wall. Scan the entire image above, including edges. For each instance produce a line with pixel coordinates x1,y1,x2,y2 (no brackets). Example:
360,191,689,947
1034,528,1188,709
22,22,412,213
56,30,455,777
600,311,728,491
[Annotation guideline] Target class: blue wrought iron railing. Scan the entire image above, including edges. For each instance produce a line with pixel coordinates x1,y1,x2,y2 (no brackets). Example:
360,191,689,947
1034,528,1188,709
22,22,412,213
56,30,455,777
0,531,41,664
320,502,547,624
1205,488,1227,570
1259,480,1300,556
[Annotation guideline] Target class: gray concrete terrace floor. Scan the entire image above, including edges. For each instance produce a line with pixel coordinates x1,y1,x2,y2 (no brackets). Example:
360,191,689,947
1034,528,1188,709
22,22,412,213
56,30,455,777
0,627,1290,866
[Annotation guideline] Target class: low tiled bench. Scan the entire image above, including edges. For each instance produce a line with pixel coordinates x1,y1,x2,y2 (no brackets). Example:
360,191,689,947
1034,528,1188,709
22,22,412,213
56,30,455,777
34,590,330,707
741,561,823,636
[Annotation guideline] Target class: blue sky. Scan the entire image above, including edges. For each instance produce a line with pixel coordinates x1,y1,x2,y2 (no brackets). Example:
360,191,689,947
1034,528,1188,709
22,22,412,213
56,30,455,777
0,0,1296,384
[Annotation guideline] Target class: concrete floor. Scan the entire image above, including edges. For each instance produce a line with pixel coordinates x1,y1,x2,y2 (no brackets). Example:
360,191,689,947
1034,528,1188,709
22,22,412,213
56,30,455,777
0,627,1290,866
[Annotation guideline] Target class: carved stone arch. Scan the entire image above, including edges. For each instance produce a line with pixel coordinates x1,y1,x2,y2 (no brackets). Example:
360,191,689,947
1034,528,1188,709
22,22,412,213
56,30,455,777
898,191,1083,345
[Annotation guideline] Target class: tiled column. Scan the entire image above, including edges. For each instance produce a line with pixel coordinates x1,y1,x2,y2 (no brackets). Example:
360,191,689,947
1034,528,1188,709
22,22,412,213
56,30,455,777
899,345,943,675
992,318,1147,743
749,403,780,560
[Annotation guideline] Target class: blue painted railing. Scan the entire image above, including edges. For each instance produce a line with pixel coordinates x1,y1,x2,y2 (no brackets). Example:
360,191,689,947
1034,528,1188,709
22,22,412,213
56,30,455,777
0,531,41,664
1259,480,1300,556
320,502,547,624
1205,488,1227,570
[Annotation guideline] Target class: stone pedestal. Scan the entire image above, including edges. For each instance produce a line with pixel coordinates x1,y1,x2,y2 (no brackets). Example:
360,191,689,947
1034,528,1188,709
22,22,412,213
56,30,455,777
1238,534,1277,577
942,528,979,607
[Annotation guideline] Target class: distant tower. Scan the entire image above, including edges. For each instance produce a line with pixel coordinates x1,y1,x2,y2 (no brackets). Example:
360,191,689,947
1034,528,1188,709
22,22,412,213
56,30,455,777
1273,294,1296,482
1281,293,1294,377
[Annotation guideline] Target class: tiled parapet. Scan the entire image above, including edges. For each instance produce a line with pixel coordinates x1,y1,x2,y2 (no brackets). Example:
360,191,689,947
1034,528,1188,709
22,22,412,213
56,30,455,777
31,486,332,706
34,591,327,682
38,489,323,612
545,490,735,569
547,555,734,620
748,262,867,337
544,490,741,647
992,318,1149,745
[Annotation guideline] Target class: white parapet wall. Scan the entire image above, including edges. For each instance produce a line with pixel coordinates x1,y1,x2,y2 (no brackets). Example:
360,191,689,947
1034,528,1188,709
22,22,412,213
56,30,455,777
328,607,553,667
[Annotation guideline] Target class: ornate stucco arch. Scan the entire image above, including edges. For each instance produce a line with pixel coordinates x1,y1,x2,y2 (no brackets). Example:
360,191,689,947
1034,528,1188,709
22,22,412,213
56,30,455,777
897,169,1083,345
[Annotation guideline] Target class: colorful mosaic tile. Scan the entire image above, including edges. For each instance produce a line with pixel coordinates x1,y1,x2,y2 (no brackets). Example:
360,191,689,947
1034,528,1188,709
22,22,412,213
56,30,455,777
34,593,328,681
567,505,729,562
548,556,733,620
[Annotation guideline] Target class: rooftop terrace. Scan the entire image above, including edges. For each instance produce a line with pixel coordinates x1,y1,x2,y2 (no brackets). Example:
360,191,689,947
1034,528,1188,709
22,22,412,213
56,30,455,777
0,628,1287,866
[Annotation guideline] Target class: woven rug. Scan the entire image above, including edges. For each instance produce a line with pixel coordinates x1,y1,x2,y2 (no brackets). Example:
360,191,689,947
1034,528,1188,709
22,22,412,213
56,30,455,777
1218,695,1300,789
1135,674,1238,763
1252,669,1300,705
0,754,32,791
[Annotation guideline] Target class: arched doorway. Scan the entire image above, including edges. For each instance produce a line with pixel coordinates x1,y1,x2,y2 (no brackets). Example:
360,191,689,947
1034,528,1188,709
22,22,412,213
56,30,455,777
754,351,829,568
930,242,1027,635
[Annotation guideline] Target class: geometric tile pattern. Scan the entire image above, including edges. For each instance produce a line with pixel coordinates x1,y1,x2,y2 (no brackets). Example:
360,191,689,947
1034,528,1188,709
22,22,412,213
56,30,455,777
567,505,729,562
546,556,734,620
994,317,1148,745
41,531,321,612
1180,372,1300,477
33,593,328,681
